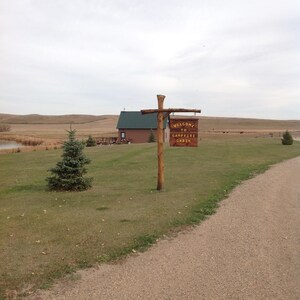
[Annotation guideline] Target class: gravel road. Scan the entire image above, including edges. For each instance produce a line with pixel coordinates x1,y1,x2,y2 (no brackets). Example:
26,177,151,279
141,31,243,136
32,157,300,300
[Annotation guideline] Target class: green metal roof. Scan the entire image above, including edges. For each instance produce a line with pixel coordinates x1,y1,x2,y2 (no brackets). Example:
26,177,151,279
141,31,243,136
116,111,167,129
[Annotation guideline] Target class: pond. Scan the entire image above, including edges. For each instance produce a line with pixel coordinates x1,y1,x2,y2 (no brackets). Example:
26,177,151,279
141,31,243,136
0,140,23,150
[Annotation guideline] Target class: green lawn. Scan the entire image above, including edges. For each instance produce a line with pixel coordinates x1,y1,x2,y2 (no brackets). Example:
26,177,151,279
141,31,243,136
0,137,299,297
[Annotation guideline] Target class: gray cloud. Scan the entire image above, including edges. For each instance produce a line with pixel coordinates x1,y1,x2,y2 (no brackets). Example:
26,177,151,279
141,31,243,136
0,0,299,119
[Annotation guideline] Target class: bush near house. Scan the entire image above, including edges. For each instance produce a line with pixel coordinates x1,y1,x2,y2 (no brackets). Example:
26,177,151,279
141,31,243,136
281,130,293,145
86,135,97,147
148,130,156,143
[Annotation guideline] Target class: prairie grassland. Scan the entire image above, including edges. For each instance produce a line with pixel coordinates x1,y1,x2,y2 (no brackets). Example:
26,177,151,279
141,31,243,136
1,114,300,142
198,116,300,131
0,137,300,297
0,114,109,124
0,116,118,154
0,117,118,140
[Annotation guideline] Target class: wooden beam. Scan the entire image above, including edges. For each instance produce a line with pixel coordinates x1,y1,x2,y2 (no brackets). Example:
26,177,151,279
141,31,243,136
141,108,201,114
157,95,165,191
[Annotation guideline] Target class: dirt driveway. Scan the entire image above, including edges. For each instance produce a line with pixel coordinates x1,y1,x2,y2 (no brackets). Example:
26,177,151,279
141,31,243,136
31,157,300,300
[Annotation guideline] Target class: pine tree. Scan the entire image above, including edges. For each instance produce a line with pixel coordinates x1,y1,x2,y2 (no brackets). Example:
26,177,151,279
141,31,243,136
47,130,93,191
86,135,97,147
281,130,293,145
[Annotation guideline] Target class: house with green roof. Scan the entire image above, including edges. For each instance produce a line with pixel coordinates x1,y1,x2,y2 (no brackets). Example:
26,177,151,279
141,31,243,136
116,111,169,143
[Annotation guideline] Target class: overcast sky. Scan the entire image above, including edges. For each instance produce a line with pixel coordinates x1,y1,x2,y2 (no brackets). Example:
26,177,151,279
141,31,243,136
0,0,299,119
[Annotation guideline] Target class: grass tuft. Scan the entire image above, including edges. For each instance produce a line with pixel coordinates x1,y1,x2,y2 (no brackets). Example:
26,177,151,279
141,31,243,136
120,219,131,223
96,207,109,211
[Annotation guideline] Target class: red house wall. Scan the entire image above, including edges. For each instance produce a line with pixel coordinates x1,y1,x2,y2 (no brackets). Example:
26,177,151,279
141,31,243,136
118,129,169,143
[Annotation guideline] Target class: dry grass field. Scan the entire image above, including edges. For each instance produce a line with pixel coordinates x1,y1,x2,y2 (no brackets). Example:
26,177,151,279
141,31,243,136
0,114,118,140
0,113,300,149
0,114,119,152
0,114,107,124
199,116,300,133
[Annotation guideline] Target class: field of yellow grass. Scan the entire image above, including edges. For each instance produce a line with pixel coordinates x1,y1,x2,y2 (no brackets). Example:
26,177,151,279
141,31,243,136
0,113,300,146
0,115,119,152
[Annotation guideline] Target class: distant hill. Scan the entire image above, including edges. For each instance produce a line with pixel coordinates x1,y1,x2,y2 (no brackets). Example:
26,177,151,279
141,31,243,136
0,114,299,140
0,114,115,124
198,116,300,132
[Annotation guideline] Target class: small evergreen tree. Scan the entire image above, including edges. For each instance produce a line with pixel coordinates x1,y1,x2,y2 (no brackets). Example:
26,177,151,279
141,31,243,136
47,130,93,191
281,130,293,145
148,129,156,143
86,135,97,147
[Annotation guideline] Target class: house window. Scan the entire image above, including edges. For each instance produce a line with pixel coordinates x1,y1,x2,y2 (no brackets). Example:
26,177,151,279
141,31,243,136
121,132,126,139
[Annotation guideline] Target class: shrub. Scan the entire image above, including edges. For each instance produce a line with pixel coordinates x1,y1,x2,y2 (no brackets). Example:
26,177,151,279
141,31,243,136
86,135,97,147
148,129,156,143
281,130,293,145
0,124,11,132
14,138,43,146
46,130,93,191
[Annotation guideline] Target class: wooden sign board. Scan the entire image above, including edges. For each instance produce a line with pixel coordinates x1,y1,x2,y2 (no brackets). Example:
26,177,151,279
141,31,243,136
169,118,199,147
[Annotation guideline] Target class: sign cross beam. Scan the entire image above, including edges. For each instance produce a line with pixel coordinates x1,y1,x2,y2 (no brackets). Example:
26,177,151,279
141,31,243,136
141,108,201,114
141,95,201,191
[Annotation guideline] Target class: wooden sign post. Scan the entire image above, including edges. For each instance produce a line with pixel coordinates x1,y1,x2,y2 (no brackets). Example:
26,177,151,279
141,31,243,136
157,95,165,190
141,95,201,191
